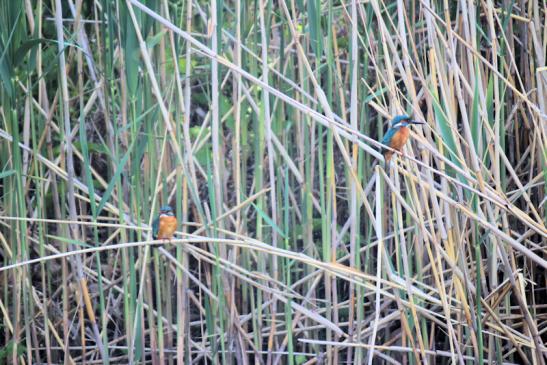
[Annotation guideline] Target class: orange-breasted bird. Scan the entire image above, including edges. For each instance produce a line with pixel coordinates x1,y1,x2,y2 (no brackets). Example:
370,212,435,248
381,115,424,165
152,205,177,241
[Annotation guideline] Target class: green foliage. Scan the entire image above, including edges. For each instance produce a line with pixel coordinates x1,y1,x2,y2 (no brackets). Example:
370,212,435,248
0,1,544,365
0,341,26,363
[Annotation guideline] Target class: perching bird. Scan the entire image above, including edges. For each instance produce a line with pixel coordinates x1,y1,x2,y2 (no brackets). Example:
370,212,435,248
381,114,424,165
152,205,177,241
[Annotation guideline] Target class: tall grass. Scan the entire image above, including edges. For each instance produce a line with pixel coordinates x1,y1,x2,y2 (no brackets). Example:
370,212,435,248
1,0,546,364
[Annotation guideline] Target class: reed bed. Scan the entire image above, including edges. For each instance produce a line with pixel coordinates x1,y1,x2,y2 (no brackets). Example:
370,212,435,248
0,0,546,364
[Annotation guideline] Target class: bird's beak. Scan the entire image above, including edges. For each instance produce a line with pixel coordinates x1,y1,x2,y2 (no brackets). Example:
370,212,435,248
410,119,425,125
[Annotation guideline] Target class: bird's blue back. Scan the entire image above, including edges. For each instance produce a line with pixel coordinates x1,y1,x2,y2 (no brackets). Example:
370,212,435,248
381,126,399,147
152,217,160,239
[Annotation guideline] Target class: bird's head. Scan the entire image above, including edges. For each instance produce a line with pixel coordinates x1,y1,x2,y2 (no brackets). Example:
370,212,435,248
159,205,174,217
390,114,424,128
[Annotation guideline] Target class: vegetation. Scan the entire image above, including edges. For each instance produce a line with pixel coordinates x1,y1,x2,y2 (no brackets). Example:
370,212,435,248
0,0,546,364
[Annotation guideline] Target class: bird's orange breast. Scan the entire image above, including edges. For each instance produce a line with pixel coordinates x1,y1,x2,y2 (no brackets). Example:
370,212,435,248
158,216,177,239
389,126,410,151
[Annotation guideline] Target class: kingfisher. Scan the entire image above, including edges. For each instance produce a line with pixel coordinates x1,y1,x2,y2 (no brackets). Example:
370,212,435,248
381,114,424,165
152,205,177,242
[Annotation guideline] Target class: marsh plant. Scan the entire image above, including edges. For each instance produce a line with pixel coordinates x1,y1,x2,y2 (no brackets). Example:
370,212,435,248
0,0,545,364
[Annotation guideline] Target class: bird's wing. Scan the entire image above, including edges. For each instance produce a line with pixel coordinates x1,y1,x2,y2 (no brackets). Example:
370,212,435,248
152,217,159,239
381,128,397,150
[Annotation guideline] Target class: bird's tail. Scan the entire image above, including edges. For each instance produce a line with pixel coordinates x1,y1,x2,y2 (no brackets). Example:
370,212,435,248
383,152,393,169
